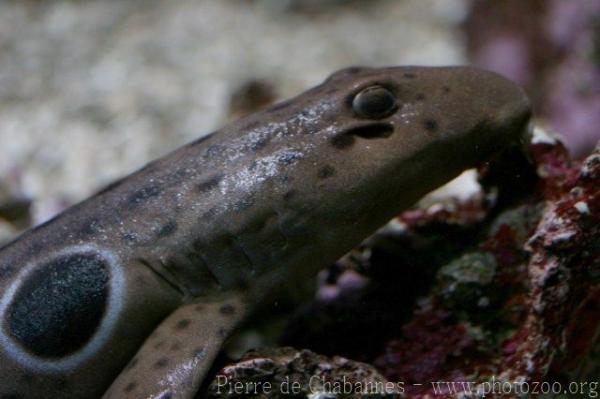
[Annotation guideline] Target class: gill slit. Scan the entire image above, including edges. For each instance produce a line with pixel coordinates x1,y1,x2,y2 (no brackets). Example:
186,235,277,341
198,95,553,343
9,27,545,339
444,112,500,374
231,236,257,276
137,257,185,296
189,244,223,289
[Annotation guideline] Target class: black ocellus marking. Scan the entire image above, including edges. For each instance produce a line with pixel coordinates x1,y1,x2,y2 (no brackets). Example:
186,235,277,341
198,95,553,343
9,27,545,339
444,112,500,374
6,252,110,358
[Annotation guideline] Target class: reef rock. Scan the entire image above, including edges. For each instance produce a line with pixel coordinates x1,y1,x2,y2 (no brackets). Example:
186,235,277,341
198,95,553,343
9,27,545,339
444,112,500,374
206,347,398,398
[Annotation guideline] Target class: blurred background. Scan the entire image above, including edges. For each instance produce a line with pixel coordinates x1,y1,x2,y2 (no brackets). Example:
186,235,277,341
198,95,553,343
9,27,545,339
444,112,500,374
0,0,599,242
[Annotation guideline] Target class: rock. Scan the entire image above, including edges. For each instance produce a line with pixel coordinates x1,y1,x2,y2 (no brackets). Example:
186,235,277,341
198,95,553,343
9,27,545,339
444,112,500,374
207,347,399,398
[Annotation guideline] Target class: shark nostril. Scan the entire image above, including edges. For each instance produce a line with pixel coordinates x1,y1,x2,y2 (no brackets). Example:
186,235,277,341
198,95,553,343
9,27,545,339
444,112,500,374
330,123,394,150
345,123,394,139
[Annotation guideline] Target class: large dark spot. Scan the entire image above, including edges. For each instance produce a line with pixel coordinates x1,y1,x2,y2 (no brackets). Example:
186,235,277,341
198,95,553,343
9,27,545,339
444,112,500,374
128,185,161,207
7,252,110,358
197,175,223,193
352,86,398,119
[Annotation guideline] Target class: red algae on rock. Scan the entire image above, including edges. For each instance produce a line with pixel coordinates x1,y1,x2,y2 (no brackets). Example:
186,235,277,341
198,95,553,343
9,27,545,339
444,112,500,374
372,139,599,397
503,142,600,381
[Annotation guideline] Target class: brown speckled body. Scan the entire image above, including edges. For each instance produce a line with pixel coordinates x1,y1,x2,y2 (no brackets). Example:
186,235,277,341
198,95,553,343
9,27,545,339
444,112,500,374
0,66,530,398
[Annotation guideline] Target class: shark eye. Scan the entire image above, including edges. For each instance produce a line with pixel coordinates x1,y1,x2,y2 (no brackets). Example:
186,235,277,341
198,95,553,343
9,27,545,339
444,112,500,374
352,86,397,119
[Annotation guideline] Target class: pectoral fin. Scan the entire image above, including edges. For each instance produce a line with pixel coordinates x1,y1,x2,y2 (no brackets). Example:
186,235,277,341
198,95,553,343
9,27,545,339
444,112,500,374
103,292,246,399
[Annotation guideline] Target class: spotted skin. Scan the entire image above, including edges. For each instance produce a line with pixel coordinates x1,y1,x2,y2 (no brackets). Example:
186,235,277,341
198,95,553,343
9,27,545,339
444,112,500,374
0,66,531,398
104,295,245,399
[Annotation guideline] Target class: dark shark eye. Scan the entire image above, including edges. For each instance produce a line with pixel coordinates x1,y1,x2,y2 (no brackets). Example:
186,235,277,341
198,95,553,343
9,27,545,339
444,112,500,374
352,86,397,119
